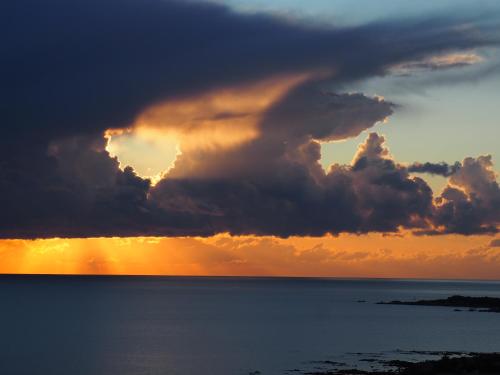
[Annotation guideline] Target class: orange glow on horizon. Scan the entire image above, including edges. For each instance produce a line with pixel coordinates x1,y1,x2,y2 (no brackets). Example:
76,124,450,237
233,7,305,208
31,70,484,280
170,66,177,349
1,234,499,280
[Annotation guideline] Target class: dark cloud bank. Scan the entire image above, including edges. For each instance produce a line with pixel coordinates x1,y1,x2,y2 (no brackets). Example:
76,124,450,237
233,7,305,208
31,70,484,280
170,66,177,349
0,0,499,238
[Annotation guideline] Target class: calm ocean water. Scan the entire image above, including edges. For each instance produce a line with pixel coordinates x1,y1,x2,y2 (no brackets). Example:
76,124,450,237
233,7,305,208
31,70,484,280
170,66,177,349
1,275,500,375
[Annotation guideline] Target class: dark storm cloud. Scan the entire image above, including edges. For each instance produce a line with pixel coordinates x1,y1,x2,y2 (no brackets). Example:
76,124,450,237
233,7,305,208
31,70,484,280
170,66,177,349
261,85,395,142
0,133,216,238
151,132,433,236
325,133,434,233
431,156,500,235
0,0,499,238
165,89,394,180
2,0,498,141
407,162,461,177
139,92,402,237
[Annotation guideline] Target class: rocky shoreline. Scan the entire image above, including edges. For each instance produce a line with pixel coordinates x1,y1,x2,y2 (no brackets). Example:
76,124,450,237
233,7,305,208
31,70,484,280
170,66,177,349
284,296,500,375
377,295,500,313
306,352,500,375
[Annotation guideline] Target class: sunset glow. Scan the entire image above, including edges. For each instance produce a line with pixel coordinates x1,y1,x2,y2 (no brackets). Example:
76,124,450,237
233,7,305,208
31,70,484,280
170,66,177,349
1,0,499,280
2,234,499,279
106,73,312,181
3,2,500,375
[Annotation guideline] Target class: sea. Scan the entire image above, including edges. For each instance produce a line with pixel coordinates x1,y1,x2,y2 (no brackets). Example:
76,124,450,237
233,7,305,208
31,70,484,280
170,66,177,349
1,275,500,375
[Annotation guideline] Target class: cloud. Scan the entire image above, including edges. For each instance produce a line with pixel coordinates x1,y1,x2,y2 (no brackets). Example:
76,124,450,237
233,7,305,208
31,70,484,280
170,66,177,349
260,85,395,142
390,52,484,75
490,239,500,247
2,0,497,141
329,133,434,233
149,132,434,236
162,87,395,180
431,155,500,235
0,0,498,238
408,161,461,177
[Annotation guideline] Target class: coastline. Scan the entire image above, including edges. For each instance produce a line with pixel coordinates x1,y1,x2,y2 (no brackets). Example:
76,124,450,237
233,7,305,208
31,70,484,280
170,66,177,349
306,352,500,375
377,295,500,313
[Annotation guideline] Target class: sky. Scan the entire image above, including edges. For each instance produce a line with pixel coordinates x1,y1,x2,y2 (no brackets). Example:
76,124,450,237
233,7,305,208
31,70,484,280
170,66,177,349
0,0,499,278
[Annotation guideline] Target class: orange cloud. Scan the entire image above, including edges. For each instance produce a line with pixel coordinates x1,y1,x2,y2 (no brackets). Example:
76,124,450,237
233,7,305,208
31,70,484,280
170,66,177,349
390,51,483,74
105,73,314,181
